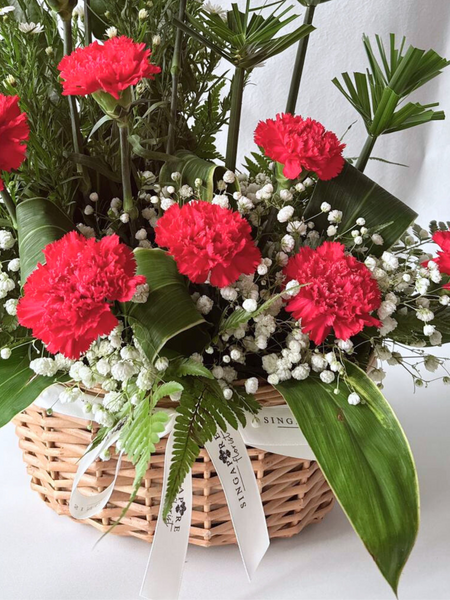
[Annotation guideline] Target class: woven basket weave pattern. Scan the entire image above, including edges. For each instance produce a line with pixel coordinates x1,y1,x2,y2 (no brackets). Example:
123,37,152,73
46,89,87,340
13,384,334,546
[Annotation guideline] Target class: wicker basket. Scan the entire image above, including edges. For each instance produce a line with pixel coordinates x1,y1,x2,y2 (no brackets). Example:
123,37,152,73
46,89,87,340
13,383,334,547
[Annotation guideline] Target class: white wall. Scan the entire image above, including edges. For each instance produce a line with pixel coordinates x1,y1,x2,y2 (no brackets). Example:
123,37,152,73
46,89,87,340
215,0,450,225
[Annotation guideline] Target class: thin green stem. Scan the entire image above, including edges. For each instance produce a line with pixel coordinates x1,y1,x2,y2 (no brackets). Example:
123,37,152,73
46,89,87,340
0,188,17,229
285,6,315,114
84,0,92,45
225,67,246,171
167,0,187,155
355,134,377,172
62,18,91,194
118,122,137,222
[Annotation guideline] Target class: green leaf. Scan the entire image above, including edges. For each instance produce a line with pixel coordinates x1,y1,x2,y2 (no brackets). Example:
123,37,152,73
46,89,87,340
304,162,417,256
68,153,121,183
153,381,184,404
0,345,68,428
17,198,74,285
276,361,419,594
128,134,174,163
168,357,214,379
163,376,259,519
159,150,238,201
126,249,209,364
389,307,450,346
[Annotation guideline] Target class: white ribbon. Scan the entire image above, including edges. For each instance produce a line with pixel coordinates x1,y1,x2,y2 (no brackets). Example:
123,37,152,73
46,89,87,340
205,428,270,580
140,430,192,600
33,387,316,600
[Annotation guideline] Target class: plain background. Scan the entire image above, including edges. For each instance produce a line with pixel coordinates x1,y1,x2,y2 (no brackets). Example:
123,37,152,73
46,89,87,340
1,0,450,599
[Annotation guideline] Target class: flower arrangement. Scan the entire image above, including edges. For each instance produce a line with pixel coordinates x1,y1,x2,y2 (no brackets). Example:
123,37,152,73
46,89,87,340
1,0,450,597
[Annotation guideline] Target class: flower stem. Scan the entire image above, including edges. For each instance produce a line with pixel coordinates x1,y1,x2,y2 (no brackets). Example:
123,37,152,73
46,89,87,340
285,6,315,115
62,18,91,195
118,122,137,222
167,0,187,155
355,134,377,172
84,0,92,45
0,188,17,229
225,67,246,171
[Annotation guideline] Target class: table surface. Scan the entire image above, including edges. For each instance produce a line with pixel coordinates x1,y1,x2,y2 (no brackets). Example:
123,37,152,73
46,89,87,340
1,360,449,600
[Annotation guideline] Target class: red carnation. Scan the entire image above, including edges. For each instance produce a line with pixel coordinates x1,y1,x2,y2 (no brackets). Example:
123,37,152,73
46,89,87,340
254,113,345,181
155,201,261,287
17,232,146,359
431,231,450,289
283,242,381,344
0,94,29,179
58,36,161,99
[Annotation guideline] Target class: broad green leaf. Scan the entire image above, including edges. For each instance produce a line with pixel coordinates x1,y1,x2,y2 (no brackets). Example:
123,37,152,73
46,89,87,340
389,307,450,346
0,346,68,428
276,361,419,594
17,198,74,285
88,0,110,39
159,150,238,201
126,249,209,364
304,162,417,256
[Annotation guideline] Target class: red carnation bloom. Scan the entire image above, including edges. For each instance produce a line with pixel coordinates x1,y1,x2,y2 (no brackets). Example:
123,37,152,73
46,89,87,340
254,113,345,181
431,231,450,289
0,94,29,176
17,232,146,359
155,201,261,287
58,36,161,99
283,242,381,344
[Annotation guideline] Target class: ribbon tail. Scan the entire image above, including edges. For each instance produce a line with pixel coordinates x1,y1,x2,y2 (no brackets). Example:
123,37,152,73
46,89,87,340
206,428,270,580
140,429,192,600
69,428,123,519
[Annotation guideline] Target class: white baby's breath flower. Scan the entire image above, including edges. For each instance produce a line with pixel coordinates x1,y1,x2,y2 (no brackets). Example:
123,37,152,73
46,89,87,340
160,197,175,211
77,223,96,238
132,283,150,304
7,258,20,272
416,307,434,323
320,202,331,213
155,356,169,372
152,34,161,46
84,205,94,216
89,192,99,202
281,234,295,253
371,233,384,246
287,220,307,235
439,295,450,306
245,377,259,395
220,286,238,302
295,182,306,193
0,230,15,250
381,251,398,272
280,189,293,202
326,225,337,237
111,360,136,381
277,206,294,223
212,194,229,209
327,210,342,224
120,212,130,223
30,357,58,377
1,348,11,360
379,316,398,336
103,391,124,412
223,388,233,400
223,170,236,184
368,368,386,383
242,298,257,313
320,370,335,384
424,355,440,373
196,295,214,315
139,8,149,19
267,373,280,385
284,279,300,297
292,364,310,381
348,392,361,405
275,251,289,267
4,298,18,316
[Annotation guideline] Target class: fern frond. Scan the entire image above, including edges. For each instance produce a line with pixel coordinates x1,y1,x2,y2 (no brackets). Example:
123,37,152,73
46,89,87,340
163,376,259,519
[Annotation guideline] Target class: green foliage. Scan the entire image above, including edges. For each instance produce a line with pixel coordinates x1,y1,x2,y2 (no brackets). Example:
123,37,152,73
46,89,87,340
334,34,449,136
389,306,450,347
243,150,273,178
159,150,239,201
191,78,230,160
126,248,209,364
304,162,417,256
119,398,170,495
163,376,259,518
17,198,74,284
176,2,315,70
276,361,419,595
0,345,69,428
